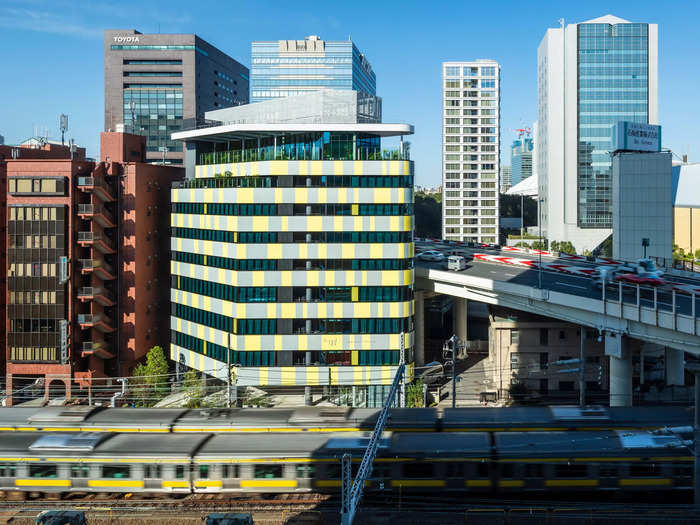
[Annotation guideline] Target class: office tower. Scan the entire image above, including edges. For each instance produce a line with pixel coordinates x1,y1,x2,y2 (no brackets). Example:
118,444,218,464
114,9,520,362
250,35,376,102
442,60,501,243
104,29,249,165
500,165,512,193
537,15,658,252
170,90,414,407
4,132,183,405
511,137,533,187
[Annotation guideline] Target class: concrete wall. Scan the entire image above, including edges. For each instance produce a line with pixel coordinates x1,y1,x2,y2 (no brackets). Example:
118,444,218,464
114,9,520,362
612,151,672,261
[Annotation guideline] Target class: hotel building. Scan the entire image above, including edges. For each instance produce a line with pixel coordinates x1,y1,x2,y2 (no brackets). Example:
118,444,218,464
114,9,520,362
170,91,414,406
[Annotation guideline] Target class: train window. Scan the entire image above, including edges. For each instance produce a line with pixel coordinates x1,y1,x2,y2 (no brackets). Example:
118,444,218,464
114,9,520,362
102,465,131,479
29,464,57,478
402,462,434,478
500,464,514,479
296,465,316,478
71,465,89,478
673,465,692,478
599,466,617,478
554,464,587,478
199,465,209,479
175,465,186,479
524,464,543,478
326,464,341,478
630,464,659,477
373,465,392,479
145,465,162,478
0,465,16,477
446,463,465,478
222,465,240,478
476,462,489,478
254,465,283,479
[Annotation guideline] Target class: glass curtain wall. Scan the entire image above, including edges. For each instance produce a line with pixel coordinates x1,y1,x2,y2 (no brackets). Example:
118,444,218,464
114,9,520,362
577,22,649,228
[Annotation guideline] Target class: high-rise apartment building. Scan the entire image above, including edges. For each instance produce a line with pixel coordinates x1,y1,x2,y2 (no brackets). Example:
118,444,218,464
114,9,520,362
537,15,658,252
511,137,533,187
4,132,183,405
250,35,376,103
170,91,414,407
442,60,501,244
104,29,249,166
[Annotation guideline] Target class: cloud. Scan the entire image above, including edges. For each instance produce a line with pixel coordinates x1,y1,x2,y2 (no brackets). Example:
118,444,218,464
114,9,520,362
0,6,104,38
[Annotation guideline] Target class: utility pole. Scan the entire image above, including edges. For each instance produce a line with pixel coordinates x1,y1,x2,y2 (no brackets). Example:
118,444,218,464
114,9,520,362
579,326,586,407
227,332,232,408
686,362,700,506
521,193,524,241
538,198,543,289
399,332,406,408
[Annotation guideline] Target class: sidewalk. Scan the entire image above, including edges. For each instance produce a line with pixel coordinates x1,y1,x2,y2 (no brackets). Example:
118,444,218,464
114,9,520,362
438,354,503,407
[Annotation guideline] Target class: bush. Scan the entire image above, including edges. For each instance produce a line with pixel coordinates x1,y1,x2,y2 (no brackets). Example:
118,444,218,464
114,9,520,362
508,381,529,401
406,379,425,408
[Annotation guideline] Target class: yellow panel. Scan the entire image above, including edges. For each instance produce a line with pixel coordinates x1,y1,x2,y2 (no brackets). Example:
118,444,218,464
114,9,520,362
295,187,308,203
245,335,261,351
307,216,322,231
354,303,370,317
281,303,296,319
465,480,492,487
16,479,71,487
310,161,323,175
318,187,327,203
252,272,265,287
316,480,342,487
240,479,298,488
337,188,347,204
281,271,292,287
351,287,358,302
297,334,308,351
330,367,339,385
545,479,598,487
391,480,445,487
88,480,144,488
354,160,363,175
369,244,382,260
238,188,254,203
259,368,268,385
353,365,362,383
267,244,282,259
498,480,524,488
270,160,287,175
298,243,308,259
390,161,400,175
324,271,334,287
375,188,391,203
342,244,354,259
306,271,319,287
163,480,189,488
306,367,319,386
351,351,359,366
333,160,343,175
619,478,672,486
317,243,327,259
381,367,391,384
390,302,399,318
281,367,295,386
195,480,223,488
267,303,277,318
252,216,269,231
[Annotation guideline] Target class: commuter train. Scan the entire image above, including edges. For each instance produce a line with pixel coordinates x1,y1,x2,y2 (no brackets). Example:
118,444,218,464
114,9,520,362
0,405,692,434
0,429,692,496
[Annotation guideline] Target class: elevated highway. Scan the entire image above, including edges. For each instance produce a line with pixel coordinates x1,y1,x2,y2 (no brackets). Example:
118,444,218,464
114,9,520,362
413,242,700,406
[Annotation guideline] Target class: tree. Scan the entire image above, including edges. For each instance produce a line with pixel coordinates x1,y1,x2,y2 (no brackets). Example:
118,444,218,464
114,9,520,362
498,193,537,226
182,369,204,408
531,239,548,251
414,192,442,238
132,345,170,407
406,379,425,408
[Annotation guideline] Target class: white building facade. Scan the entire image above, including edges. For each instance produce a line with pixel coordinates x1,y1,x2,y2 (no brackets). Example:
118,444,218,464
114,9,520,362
537,16,658,253
442,60,501,243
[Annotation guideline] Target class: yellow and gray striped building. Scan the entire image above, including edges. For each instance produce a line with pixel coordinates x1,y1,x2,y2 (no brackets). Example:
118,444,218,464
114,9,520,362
170,92,414,405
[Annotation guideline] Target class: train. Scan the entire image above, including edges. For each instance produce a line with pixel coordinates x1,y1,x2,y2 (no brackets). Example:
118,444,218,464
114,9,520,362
0,428,692,497
0,405,692,434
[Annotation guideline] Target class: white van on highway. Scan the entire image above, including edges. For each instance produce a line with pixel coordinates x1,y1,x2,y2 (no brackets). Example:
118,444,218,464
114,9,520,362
447,255,467,271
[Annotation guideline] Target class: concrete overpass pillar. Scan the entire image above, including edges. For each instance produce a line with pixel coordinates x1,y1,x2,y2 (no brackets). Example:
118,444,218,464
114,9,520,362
453,297,468,350
414,292,425,367
665,348,685,386
609,336,632,407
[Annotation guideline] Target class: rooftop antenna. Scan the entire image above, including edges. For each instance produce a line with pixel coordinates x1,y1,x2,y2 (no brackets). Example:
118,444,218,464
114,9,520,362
60,114,68,146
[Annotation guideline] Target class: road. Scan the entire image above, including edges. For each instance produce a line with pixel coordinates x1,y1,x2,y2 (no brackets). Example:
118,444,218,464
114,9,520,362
415,256,700,318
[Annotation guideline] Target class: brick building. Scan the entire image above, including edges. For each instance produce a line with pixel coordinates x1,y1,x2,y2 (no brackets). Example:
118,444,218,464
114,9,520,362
4,132,183,404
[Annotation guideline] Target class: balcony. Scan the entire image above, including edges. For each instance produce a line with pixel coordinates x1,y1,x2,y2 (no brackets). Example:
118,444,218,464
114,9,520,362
77,231,116,254
77,287,115,306
79,259,116,280
78,203,115,228
82,341,114,360
77,314,115,333
77,175,115,202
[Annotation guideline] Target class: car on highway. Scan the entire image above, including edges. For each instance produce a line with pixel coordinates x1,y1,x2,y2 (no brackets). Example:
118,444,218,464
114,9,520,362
447,255,468,271
417,250,445,262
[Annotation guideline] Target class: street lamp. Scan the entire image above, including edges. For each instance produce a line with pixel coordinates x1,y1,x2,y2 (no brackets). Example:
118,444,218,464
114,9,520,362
443,335,464,408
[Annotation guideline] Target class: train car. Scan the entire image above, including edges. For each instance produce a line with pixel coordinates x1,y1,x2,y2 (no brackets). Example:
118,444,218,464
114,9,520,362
493,430,693,492
441,405,693,432
0,432,208,494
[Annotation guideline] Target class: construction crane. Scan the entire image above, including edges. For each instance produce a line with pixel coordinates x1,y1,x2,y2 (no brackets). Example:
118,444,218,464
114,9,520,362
514,127,532,139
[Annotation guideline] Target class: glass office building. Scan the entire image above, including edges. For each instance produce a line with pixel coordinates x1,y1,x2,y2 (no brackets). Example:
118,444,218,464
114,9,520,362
511,137,533,187
250,35,375,102
537,16,657,252
170,92,414,407
577,23,649,228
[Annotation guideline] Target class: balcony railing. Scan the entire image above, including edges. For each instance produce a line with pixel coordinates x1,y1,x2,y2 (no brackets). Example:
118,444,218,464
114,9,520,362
77,176,116,201
77,287,115,304
78,231,101,242
79,259,115,276
78,203,115,226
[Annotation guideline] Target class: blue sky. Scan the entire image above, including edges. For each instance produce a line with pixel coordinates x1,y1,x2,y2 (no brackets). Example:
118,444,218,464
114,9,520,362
0,0,698,186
